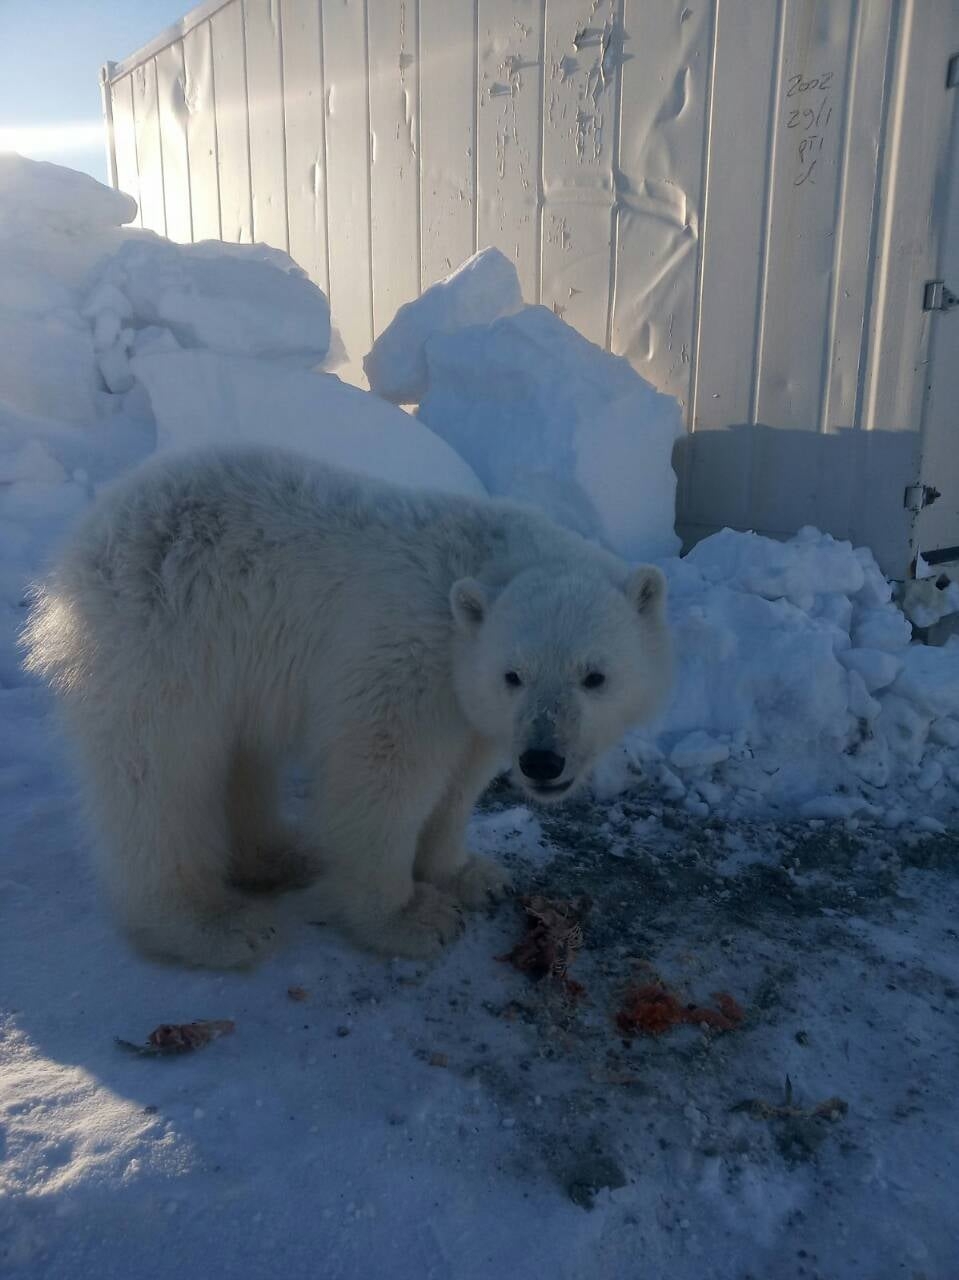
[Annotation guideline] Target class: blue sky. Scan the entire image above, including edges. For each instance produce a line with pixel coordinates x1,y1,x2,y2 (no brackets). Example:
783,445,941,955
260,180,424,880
0,0,191,183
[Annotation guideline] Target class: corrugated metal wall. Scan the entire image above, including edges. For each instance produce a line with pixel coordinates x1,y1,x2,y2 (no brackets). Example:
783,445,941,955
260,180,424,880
102,0,959,574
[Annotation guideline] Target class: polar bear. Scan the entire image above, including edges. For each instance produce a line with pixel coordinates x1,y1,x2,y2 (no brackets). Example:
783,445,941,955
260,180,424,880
23,447,671,968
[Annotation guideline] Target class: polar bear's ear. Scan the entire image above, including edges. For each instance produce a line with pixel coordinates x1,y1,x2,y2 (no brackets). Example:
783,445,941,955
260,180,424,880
450,577,488,631
624,565,666,617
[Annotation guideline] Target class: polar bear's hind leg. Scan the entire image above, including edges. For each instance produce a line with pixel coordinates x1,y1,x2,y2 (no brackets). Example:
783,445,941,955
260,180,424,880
81,724,281,969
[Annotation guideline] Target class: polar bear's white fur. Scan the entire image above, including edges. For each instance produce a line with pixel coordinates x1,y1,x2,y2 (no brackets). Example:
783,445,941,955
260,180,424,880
23,447,671,967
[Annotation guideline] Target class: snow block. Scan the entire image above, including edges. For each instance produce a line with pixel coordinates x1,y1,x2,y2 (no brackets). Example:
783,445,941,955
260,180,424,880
891,636,959,718
417,305,682,562
669,731,730,771
131,349,486,499
0,313,99,424
837,647,903,693
0,153,137,238
86,238,332,392
685,525,866,611
364,248,523,405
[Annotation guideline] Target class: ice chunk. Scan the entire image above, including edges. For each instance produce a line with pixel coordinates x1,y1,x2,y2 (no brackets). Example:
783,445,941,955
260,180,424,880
891,636,959,718
364,248,523,404
0,313,99,423
813,592,853,633
837,647,902,692
800,795,867,820
87,238,331,368
853,607,912,654
0,439,67,486
845,730,891,789
661,573,850,749
669,731,730,771
916,815,947,835
0,157,147,297
852,545,894,607
131,349,486,499
686,526,865,611
900,577,959,630
915,760,943,793
846,669,881,722
877,694,930,765
930,718,959,748
0,153,137,239
0,255,75,316
417,305,682,561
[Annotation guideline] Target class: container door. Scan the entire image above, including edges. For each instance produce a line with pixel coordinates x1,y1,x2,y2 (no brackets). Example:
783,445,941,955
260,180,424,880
917,59,959,570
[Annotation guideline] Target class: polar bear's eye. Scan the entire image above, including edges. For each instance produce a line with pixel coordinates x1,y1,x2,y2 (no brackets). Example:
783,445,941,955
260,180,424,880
504,671,523,688
582,672,606,690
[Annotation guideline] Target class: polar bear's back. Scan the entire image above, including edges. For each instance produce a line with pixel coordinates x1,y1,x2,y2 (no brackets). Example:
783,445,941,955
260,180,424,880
23,446,619,724
48,445,619,618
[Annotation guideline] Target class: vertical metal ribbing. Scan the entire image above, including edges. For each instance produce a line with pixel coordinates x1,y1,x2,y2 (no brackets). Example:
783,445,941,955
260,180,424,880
605,0,627,354
240,0,256,239
99,63,119,189
686,0,720,432
535,0,548,307
207,19,225,239
276,0,292,254
749,0,787,427
318,0,333,301
178,41,196,242
817,0,863,434
362,0,375,342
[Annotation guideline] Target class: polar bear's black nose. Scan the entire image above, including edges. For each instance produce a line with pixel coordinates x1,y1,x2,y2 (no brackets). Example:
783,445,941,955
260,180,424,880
519,749,566,781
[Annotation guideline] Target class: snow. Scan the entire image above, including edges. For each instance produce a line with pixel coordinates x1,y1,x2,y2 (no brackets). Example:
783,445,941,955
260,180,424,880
131,350,486,497
900,575,959,629
595,525,959,822
669,730,731,771
837,647,902,692
415,304,683,562
2,150,958,828
0,313,100,423
86,238,332,393
363,247,524,405
684,524,877,610
2,157,959,1280
889,636,959,718
0,153,136,238
366,250,681,562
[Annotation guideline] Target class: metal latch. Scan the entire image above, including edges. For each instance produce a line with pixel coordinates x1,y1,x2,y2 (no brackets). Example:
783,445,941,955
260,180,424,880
949,53,959,90
904,483,941,512
924,281,959,312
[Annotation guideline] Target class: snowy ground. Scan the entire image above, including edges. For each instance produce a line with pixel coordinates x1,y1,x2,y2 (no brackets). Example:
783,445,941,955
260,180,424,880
2,156,959,1278
3,763,958,1277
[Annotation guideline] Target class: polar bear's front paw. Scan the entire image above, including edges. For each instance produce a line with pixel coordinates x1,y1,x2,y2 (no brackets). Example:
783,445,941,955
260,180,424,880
131,905,280,970
204,912,280,968
358,884,464,959
445,855,513,909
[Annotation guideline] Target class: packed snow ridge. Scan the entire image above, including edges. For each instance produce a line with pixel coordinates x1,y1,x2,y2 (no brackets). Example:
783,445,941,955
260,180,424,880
2,153,958,830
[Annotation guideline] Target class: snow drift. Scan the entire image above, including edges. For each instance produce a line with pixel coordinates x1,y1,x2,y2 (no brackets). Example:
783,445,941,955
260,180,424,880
1,154,958,829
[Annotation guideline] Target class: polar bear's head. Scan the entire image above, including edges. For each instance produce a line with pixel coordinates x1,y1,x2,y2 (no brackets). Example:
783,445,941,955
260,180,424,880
450,564,671,804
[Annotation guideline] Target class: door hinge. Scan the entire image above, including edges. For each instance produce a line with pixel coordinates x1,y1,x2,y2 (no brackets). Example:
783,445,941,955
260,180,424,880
948,53,959,89
924,280,959,312
904,483,941,512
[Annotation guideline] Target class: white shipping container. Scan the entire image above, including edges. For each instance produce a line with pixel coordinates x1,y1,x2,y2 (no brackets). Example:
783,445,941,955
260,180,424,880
100,0,959,577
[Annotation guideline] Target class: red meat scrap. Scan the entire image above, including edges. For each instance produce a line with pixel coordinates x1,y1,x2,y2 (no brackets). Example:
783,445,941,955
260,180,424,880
498,895,587,981
616,982,744,1037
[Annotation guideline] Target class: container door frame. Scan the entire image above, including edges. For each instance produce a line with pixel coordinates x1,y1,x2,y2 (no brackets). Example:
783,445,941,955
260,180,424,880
917,52,959,569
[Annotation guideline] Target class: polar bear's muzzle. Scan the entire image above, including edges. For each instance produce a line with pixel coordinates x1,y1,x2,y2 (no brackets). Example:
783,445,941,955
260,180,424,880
515,744,579,802
518,747,565,782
